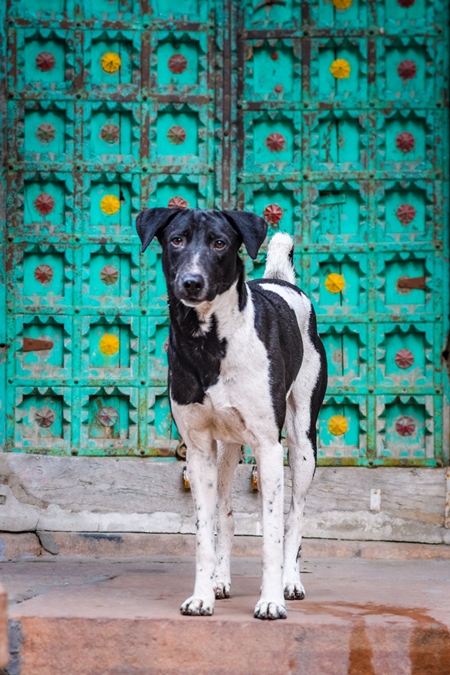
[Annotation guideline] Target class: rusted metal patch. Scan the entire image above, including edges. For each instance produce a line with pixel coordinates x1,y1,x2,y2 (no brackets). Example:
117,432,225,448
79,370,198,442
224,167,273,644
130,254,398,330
396,276,426,292
23,338,54,352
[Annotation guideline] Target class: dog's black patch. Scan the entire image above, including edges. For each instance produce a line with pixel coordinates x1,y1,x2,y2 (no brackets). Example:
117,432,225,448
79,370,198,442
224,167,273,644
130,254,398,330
305,308,328,459
168,306,227,405
248,280,304,432
251,278,327,452
165,251,249,405
167,259,248,406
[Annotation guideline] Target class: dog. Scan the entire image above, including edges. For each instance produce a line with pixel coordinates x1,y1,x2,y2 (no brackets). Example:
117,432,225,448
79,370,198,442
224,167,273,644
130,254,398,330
136,207,327,620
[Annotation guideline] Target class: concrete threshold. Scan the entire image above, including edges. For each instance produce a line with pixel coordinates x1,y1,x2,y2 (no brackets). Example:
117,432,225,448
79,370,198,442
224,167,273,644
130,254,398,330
2,552,450,674
2,531,450,562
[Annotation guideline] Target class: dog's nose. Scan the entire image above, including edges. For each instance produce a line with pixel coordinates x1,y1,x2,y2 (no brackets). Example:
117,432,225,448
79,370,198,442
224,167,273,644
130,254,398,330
182,274,205,294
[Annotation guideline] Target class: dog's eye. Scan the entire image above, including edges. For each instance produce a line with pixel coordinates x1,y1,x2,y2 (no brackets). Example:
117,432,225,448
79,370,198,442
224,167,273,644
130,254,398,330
171,237,183,246
214,240,226,249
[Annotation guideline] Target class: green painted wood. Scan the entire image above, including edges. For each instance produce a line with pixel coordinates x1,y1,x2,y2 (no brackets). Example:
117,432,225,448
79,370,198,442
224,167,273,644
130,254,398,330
0,0,448,467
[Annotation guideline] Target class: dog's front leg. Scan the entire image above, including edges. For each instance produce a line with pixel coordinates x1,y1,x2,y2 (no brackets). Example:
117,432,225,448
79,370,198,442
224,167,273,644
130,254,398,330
214,442,242,599
180,437,217,616
254,441,287,620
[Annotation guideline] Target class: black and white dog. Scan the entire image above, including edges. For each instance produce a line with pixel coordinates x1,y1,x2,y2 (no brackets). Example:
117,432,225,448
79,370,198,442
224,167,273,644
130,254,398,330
136,208,327,620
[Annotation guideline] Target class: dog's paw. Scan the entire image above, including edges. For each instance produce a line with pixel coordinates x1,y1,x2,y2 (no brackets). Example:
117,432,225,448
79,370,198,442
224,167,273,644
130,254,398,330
214,580,231,599
254,599,287,620
180,596,214,616
284,581,306,601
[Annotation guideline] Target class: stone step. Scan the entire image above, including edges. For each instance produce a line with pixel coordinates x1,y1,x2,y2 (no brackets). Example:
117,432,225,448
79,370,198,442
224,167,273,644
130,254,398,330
3,553,450,674
2,531,450,561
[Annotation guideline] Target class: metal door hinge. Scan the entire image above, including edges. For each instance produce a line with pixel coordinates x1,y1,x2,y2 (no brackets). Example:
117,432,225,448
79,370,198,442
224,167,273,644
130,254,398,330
396,276,426,291
251,465,259,491
23,338,54,352
444,468,450,530
182,466,191,490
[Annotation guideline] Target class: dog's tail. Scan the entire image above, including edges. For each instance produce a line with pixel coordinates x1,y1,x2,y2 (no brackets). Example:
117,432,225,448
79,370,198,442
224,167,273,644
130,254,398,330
263,232,295,285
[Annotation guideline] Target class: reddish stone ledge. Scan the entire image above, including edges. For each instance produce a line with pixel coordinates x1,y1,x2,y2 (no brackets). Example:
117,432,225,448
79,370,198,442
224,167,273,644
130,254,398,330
5,554,450,675
14,614,450,675
0,584,8,669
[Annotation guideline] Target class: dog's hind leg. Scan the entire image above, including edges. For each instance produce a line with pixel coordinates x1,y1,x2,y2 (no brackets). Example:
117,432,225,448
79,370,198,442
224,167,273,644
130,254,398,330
283,393,316,600
283,343,326,600
214,442,242,599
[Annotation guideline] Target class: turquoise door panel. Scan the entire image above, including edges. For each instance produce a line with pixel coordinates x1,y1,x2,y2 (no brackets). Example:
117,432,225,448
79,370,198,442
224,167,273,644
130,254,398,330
24,39,67,84
156,42,200,87
156,112,199,157
1,0,448,467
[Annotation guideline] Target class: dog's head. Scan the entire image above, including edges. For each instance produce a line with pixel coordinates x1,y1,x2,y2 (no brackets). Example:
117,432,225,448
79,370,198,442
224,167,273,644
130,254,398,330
136,208,267,305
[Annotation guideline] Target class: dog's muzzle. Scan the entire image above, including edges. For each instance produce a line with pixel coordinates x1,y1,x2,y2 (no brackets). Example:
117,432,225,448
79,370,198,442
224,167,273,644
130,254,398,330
176,273,207,303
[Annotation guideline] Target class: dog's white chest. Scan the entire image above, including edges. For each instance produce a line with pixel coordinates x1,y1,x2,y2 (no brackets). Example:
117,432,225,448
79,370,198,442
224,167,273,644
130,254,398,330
190,325,276,444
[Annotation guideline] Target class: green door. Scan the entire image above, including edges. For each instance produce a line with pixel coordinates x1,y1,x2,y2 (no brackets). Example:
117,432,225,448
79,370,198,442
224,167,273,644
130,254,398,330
1,0,448,467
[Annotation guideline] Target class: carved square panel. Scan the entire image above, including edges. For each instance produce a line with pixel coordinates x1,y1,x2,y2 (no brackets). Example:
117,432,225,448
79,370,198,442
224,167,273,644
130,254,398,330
376,253,433,315
310,39,367,102
321,324,367,389
377,111,435,172
310,181,368,244
80,386,138,452
81,244,140,309
375,180,433,243
381,40,434,102
11,28,77,95
15,245,74,308
15,387,71,450
23,37,67,84
83,31,140,96
244,39,301,102
22,176,73,235
23,103,73,161
157,111,198,156
151,103,210,170
15,315,72,379
87,179,135,235
244,112,301,174
376,323,433,388
311,111,368,171
318,395,367,460
152,32,208,94
312,254,367,316
241,181,302,244
82,316,139,380
376,395,433,460
87,104,138,161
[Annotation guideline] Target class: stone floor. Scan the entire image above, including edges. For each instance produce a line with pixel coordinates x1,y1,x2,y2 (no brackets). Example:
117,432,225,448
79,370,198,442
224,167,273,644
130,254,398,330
1,542,450,674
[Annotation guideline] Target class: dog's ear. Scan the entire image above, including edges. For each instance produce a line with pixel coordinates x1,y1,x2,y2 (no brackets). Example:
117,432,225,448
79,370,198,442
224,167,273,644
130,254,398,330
136,208,181,252
221,210,268,259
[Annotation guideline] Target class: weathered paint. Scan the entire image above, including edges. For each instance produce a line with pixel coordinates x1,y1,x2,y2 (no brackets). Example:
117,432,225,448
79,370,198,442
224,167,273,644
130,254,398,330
0,0,448,467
